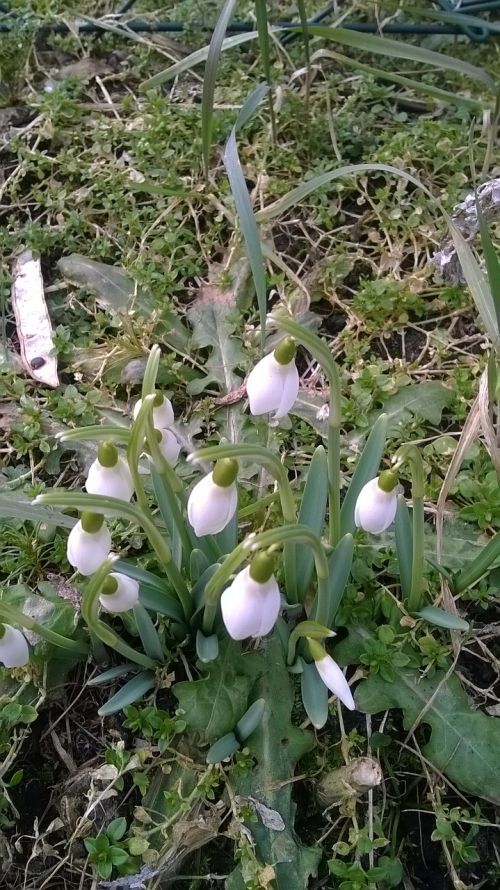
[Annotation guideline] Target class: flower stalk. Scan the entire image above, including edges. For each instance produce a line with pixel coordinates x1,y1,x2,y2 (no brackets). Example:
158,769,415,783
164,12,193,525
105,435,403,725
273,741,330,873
0,604,87,655
395,444,425,613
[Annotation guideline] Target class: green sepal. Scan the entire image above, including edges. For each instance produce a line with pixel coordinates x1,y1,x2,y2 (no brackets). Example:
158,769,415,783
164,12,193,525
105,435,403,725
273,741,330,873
416,606,469,632
206,731,240,764
196,629,219,663
235,698,266,742
301,660,328,730
98,672,156,716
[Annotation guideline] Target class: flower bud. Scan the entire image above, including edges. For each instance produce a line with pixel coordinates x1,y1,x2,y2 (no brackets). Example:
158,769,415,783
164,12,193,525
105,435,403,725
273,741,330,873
246,340,299,420
67,514,111,576
99,573,139,613
308,640,355,711
220,564,281,640
187,467,238,537
354,476,398,535
0,624,29,668
85,444,134,503
133,392,174,430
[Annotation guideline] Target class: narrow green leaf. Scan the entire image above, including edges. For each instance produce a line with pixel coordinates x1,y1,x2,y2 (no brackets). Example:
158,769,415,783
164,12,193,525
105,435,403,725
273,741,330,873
477,204,500,341
301,660,329,730
255,0,272,83
453,531,500,594
340,414,387,537
150,466,189,571
235,698,266,741
223,84,270,346
133,603,164,662
296,0,310,66
448,221,498,342
295,446,328,602
113,559,170,594
196,629,219,663
395,495,412,602
137,585,184,623
190,548,210,581
87,663,138,686
98,672,156,716
0,493,73,528
141,31,259,92
326,533,354,625
206,731,240,764
416,606,469,632
201,0,238,177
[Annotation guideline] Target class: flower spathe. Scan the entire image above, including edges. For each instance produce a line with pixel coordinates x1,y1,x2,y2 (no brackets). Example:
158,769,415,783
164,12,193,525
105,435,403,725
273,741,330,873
187,460,238,537
85,447,134,503
0,625,29,668
315,653,355,711
133,393,174,430
67,514,112,576
221,566,281,640
247,338,299,421
354,476,398,535
99,573,139,613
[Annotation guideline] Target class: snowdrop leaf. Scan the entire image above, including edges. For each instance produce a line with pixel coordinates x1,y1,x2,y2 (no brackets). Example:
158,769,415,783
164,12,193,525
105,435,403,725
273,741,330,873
301,660,329,729
395,495,413,602
340,414,387,537
57,254,135,313
357,667,500,804
295,446,328,602
416,606,469,631
98,672,156,717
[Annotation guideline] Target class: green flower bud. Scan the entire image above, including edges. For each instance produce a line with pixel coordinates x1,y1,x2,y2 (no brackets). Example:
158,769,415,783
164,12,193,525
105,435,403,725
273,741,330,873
378,470,398,493
80,512,105,534
97,442,119,468
101,575,119,596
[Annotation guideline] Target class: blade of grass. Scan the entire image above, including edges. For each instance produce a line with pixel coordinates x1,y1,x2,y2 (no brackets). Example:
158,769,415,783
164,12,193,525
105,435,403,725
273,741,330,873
476,204,500,342
254,0,276,141
223,83,270,348
141,31,259,91
201,0,238,179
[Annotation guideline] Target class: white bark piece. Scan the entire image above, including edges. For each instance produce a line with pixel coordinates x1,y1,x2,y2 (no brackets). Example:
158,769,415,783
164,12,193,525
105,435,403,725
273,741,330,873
11,249,59,387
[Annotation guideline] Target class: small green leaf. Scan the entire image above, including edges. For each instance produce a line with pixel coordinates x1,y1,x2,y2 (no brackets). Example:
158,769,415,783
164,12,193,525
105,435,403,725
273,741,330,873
206,731,240,764
196,630,219,663
132,603,164,663
98,672,156,717
106,817,127,842
235,698,266,742
416,606,469,632
87,664,138,686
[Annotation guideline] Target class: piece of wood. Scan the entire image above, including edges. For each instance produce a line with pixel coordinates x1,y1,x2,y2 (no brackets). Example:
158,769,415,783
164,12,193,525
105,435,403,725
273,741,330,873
11,249,59,387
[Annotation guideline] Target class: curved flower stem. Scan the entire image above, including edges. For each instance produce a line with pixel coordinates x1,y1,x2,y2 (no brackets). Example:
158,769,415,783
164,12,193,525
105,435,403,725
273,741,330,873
57,426,132,444
127,394,156,513
0,604,88,655
141,344,161,399
82,559,157,669
145,417,184,497
35,491,192,620
395,444,425,613
274,316,343,546
202,524,328,634
191,444,296,523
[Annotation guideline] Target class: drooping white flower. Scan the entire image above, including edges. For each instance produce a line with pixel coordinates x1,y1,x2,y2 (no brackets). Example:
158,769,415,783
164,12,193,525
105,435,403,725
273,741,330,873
133,392,174,430
221,555,281,640
0,625,29,668
187,459,238,537
99,573,139,613
314,652,355,711
354,473,398,535
85,443,134,502
157,429,181,465
67,513,111,576
246,337,299,420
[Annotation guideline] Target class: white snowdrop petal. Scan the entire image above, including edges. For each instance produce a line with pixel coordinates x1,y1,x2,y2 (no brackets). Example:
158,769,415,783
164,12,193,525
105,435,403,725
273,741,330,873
85,457,134,502
133,397,175,430
67,522,112,576
0,625,29,668
255,577,281,636
99,573,139,613
247,353,287,416
274,363,299,419
158,429,181,465
354,478,397,535
221,567,281,640
187,474,237,537
315,655,355,710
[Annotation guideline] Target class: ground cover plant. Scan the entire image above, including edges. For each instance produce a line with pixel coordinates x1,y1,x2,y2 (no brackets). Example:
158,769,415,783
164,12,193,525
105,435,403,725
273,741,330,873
1,1,500,888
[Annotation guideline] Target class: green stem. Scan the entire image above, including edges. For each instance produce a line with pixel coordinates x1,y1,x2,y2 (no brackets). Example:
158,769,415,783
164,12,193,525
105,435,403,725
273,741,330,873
145,418,184,496
0,604,87,655
452,531,500,594
57,425,132,444
141,344,161,399
127,394,156,512
202,524,328,634
396,444,425,613
191,444,296,523
82,560,157,669
35,491,192,620
274,317,343,546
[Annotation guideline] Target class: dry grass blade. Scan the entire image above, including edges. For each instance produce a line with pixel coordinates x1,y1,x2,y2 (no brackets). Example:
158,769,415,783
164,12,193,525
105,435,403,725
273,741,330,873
201,0,238,178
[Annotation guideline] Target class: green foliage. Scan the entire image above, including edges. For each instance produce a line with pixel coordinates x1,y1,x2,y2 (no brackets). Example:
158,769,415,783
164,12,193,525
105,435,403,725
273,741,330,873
123,705,186,753
84,818,138,880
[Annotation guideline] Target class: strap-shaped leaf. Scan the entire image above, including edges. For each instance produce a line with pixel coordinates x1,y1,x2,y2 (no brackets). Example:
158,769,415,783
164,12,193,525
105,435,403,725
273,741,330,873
326,533,354,626
294,446,328,602
133,603,164,662
340,414,387,537
301,660,329,730
395,495,412,602
416,606,469,632
98,671,156,716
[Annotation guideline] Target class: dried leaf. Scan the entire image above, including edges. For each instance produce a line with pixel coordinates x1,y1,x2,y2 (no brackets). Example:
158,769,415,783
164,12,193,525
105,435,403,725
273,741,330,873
11,250,59,387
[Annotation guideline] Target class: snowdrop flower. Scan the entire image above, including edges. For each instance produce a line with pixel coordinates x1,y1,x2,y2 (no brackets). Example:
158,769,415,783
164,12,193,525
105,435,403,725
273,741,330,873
0,624,29,669
309,639,355,711
354,471,398,535
221,553,281,640
99,573,139,613
157,428,181,465
187,458,238,537
85,443,134,502
67,513,111,576
246,337,299,421
133,392,174,430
